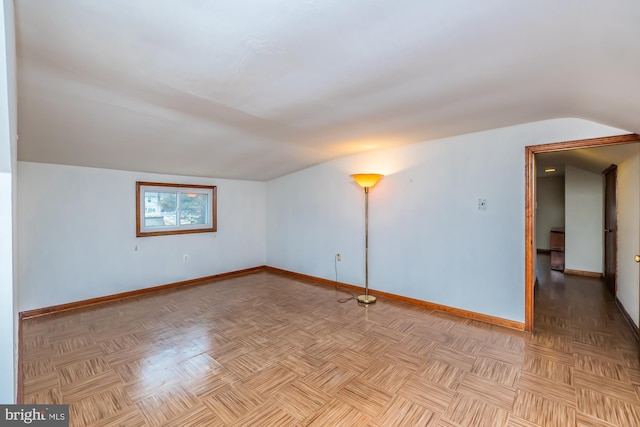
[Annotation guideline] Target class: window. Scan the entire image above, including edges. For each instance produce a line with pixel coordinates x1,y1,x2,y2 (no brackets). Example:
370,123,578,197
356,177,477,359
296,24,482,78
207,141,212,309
136,182,217,237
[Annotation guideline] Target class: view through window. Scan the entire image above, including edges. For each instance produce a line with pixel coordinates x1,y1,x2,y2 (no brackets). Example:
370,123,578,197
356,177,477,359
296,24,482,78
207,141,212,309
136,182,217,237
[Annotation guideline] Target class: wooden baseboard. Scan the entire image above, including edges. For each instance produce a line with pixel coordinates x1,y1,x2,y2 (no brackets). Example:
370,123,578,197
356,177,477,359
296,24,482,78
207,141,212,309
19,266,265,319
563,269,603,278
265,266,524,331
17,315,23,404
264,266,362,292
19,263,526,330
536,249,551,254
616,297,639,341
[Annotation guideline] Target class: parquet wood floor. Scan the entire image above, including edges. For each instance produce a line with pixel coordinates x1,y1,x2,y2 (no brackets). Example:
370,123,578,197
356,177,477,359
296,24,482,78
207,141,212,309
21,257,640,426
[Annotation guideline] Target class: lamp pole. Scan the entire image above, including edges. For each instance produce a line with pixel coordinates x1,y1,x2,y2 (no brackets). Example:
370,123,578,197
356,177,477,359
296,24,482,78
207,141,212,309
363,186,371,302
351,173,383,304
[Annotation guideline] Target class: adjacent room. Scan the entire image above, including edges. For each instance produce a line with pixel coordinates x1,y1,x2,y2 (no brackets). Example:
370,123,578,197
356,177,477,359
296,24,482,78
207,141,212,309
2,1,640,425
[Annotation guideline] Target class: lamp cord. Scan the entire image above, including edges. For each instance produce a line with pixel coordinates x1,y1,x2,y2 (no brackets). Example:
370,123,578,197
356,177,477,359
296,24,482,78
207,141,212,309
334,254,356,303
334,255,372,307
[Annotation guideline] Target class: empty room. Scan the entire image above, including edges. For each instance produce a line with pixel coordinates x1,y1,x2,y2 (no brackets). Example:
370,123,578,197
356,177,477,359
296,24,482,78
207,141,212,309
2,1,640,426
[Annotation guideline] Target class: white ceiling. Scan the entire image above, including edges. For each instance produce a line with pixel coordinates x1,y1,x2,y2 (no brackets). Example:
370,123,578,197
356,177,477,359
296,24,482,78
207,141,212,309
536,142,640,177
14,0,640,181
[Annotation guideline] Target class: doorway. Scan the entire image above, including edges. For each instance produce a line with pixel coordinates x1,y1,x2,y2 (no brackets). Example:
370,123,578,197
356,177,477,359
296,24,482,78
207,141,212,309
603,164,617,296
524,133,640,332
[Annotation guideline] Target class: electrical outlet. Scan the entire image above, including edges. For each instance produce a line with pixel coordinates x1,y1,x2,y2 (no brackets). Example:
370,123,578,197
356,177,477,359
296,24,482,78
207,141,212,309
183,254,189,262
336,253,342,262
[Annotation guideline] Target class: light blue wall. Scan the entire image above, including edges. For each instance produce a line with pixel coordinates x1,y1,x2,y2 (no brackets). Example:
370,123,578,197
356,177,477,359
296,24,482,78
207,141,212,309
564,166,603,273
535,176,565,250
617,151,640,326
0,0,17,404
18,162,266,312
266,119,625,322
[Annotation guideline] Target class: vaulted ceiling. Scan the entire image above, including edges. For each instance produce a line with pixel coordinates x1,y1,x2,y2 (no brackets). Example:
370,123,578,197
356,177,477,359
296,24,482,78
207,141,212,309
14,0,640,181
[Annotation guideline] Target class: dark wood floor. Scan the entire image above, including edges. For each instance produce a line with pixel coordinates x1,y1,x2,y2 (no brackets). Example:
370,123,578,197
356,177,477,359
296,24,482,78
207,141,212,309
21,260,640,426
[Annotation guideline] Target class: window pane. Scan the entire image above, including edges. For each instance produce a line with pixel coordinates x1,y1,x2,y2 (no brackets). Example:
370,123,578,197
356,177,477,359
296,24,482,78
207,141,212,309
137,182,216,237
144,191,177,227
180,193,208,225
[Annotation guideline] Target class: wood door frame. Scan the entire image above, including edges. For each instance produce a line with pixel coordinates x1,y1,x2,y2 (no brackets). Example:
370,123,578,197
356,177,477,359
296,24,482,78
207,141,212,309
524,133,640,332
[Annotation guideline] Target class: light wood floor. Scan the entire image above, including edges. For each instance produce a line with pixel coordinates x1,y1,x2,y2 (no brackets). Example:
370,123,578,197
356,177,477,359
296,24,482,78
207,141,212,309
21,260,640,426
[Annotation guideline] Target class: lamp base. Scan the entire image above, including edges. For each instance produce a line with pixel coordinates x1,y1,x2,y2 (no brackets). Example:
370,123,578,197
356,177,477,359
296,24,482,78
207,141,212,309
357,294,377,304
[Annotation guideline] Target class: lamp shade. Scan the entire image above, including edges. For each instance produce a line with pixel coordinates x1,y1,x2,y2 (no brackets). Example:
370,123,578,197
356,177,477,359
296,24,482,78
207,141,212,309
351,173,383,188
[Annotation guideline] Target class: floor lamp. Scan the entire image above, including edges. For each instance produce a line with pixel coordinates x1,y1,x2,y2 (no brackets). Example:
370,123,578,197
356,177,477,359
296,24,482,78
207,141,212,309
351,173,383,304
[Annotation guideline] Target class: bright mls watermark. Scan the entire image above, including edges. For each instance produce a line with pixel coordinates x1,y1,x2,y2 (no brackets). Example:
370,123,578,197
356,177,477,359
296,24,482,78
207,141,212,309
0,405,68,426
